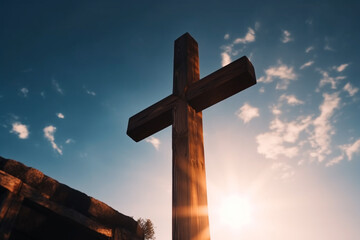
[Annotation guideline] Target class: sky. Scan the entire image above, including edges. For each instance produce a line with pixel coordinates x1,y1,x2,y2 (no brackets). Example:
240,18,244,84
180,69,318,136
1,1,360,239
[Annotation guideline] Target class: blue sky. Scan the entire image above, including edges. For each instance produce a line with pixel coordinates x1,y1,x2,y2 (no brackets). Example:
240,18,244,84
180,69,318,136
1,1,360,239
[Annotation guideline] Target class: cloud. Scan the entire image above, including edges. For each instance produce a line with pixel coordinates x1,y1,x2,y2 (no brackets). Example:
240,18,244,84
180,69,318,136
256,130,298,159
309,92,340,162
236,103,260,123
258,62,297,90
233,28,255,44
11,122,29,139
146,136,160,150
326,139,360,166
52,79,63,94
300,61,314,70
270,105,282,115
259,87,265,93
305,46,314,53
324,37,334,51
65,138,74,144
86,89,96,96
20,88,29,97
256,116,311,159
279,94,304,105
317,69,345,90
333,63,349,72
281,30,293,43
44,125,62,155
40,92,45,98
326,155,344,167
221,52,231,67
56,113,65,119
271,162,295,179
343,83,359,97
341,139,360,161
220,25,257,67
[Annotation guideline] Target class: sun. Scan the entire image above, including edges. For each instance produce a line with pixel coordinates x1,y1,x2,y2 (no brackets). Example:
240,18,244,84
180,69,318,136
219,194,254,229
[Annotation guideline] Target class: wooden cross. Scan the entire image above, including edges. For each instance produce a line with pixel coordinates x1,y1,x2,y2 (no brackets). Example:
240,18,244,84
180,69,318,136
127,33,256,240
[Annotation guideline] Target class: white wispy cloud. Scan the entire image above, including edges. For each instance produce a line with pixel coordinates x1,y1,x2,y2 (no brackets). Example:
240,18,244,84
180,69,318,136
256,129,298,159
309,92,340,162
146,136,160,151
233,28,255,44
220,26,256,67
326,138,360,167
86,89,96,96
333,63,349,72
341,139,360,161
52,79,63,94
20,88,29,97
300,61,314,70
279,94,304,105
236,103,260,123
281,30,293,43
326,155,344,167
221,52,231,67
270,105,282,115
317,69,345,90
256,116,311,159
65,138,74,144
11,122,29,139
56,113,65,119
343,83,359,97
324,37,334,51
44,125,62,155
305,46,314,53
258,62,297,90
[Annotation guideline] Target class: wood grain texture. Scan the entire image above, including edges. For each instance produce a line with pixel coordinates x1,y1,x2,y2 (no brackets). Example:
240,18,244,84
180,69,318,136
186,56,256,112
19,183,113,237
0,192,23,240
127,95,178,142
172,33,210,240
0,170,22,194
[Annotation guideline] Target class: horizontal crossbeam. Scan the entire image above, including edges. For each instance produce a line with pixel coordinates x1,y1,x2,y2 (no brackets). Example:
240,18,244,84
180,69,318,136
186,56,256,112
127,56,256,142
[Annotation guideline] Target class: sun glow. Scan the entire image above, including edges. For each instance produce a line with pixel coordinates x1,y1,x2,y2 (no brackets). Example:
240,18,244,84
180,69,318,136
219,194,254,229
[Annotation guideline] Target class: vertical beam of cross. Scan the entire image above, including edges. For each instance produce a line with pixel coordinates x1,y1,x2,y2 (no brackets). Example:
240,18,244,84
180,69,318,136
127,32,256,240
172,34,210,240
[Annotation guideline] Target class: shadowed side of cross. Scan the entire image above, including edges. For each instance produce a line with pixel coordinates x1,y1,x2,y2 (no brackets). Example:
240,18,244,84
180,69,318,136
127,33,256,240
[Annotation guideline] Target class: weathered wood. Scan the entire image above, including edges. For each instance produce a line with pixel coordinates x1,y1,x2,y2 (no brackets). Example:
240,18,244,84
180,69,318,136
0,170,22,194
113,228,122,240
0,191,14,222
172,33,210,240
173,33,200,97
127,95,178,142
186,56,256,112
19,182,113,237
0,192,24,240
127,55,256,143
127,33,256,240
